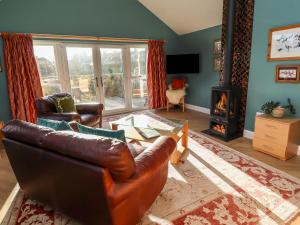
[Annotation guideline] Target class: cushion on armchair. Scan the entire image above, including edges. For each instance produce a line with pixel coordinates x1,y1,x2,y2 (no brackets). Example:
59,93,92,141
172,79,185,89
53,95,76,113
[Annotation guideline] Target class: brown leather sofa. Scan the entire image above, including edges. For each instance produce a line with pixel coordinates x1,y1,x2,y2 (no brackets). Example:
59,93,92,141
35,93,104,127
2,120,176,225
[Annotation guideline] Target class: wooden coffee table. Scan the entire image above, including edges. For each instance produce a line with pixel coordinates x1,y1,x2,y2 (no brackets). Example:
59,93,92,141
110,114,188,164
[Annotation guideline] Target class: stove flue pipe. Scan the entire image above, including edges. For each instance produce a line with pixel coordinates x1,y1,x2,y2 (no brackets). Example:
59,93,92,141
223,0,236,87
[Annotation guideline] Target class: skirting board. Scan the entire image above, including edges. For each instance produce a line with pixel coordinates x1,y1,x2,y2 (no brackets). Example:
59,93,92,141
185,104,210,114
185,103,300,156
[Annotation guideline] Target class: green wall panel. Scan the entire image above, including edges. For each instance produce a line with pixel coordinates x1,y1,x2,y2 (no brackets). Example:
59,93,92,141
246,0,300,131
169,26,221,108
0,0,179,121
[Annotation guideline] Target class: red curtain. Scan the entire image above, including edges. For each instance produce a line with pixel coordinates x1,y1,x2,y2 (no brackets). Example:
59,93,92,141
1,33,43,123
147,40,167,109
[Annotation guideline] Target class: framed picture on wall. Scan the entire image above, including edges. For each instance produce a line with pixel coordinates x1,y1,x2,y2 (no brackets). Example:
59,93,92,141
268,24,300,61
275,65,300,83
213,39,222,72
213,39,222,56
213,57,222,72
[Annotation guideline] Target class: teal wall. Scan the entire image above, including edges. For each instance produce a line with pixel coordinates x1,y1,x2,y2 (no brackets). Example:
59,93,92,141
0,40,10,122
246,0,300,131
169,26,221,108
0,0,179,122
3,0,298,132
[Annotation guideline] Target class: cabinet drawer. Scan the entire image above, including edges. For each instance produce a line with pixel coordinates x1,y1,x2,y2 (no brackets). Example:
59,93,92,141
254,129,288,145
253,137,286,158
255,118,289,134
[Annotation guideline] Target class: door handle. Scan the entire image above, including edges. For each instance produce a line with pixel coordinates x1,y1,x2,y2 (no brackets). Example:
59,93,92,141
100,77,103,87
95,77,99,87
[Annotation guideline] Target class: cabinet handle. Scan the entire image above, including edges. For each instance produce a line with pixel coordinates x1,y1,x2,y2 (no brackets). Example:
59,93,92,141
265,124,277,129
262,144,272,150
264,134,275,139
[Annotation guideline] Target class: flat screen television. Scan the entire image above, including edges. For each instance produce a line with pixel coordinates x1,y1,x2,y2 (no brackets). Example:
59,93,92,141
166,54,199,74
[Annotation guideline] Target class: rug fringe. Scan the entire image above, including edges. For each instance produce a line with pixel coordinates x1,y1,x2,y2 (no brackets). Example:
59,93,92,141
0,184,20,225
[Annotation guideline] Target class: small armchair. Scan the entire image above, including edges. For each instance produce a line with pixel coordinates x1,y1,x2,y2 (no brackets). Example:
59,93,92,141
35,93,104,127
166,78,187,112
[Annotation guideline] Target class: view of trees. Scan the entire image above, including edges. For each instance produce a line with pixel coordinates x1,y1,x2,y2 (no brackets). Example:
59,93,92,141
34,45,147,108
131,48,147,76
36,57,57,79
68,51,93,76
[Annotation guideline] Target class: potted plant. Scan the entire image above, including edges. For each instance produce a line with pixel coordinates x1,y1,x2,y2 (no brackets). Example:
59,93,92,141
261,98,296,118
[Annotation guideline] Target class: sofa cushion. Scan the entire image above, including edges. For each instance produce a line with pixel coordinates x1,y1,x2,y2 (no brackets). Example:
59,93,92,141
3,120,135,182
3,120,54,147
37,118,73,131
77,123,126,142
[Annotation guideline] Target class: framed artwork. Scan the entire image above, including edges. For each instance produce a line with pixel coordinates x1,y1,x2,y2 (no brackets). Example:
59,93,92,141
213,39,222,56
213,57,222,72
268,24,300,61
275,65,300,83
213,39,222,72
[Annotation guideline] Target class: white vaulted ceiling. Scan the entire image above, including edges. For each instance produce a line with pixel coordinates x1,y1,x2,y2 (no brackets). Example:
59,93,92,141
138,0,223,35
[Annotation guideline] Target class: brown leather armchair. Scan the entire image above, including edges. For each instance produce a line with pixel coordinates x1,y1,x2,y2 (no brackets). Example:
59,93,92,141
2,120,176,225
35,93,104,127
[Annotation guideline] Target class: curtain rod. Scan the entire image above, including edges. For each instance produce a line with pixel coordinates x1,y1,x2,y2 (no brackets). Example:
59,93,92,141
0,32,165,43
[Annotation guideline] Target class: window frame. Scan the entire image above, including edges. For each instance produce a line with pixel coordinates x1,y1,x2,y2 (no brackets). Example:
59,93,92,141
33,40,148,115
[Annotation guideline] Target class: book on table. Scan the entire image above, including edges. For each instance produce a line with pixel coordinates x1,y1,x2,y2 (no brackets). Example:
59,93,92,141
138,128,160,139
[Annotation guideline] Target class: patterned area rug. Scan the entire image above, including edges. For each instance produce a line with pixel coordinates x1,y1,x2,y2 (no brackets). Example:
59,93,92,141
1,111,300,225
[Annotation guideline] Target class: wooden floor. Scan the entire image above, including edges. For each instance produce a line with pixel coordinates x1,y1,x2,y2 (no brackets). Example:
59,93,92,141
0,150,16,210
1,108,300,223
155,109,300,180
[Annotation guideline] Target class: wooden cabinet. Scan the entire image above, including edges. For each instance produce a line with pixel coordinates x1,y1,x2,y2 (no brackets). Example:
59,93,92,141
253,115,300,160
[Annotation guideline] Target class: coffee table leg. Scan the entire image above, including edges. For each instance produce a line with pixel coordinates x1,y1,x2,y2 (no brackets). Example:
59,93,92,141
170,123,189,165
111,123,118,131
182,123,188,148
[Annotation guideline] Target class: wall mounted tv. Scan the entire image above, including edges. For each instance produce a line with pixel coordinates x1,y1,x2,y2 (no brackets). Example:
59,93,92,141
166,54,200,74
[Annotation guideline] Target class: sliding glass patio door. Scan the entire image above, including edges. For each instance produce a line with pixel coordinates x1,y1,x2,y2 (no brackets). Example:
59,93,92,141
65,46,100,104
34,42,147,115
99,47,127,112
130,47,148,109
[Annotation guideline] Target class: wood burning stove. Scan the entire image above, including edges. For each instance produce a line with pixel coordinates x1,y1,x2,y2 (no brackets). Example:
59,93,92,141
203,0,242,141
207,86,240,141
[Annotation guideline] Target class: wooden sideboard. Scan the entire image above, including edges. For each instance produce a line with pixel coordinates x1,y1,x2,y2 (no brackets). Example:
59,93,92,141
253,115,300,160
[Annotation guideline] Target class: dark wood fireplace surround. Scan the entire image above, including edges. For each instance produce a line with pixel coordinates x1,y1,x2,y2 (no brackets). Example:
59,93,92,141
203,0,241,141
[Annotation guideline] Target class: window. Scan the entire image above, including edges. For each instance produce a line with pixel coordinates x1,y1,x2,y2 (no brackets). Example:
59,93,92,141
66,47,97,103
34,45,62,96
100,48,126,110
130,47,147,108
33,42,148,114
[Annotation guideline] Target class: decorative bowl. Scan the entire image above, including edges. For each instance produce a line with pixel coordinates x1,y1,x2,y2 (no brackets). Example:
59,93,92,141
272,107,285,118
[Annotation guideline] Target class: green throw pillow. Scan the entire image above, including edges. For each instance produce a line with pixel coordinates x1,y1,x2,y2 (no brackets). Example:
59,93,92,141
77,123,126,142
53,96,76,113
37,118,73,131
